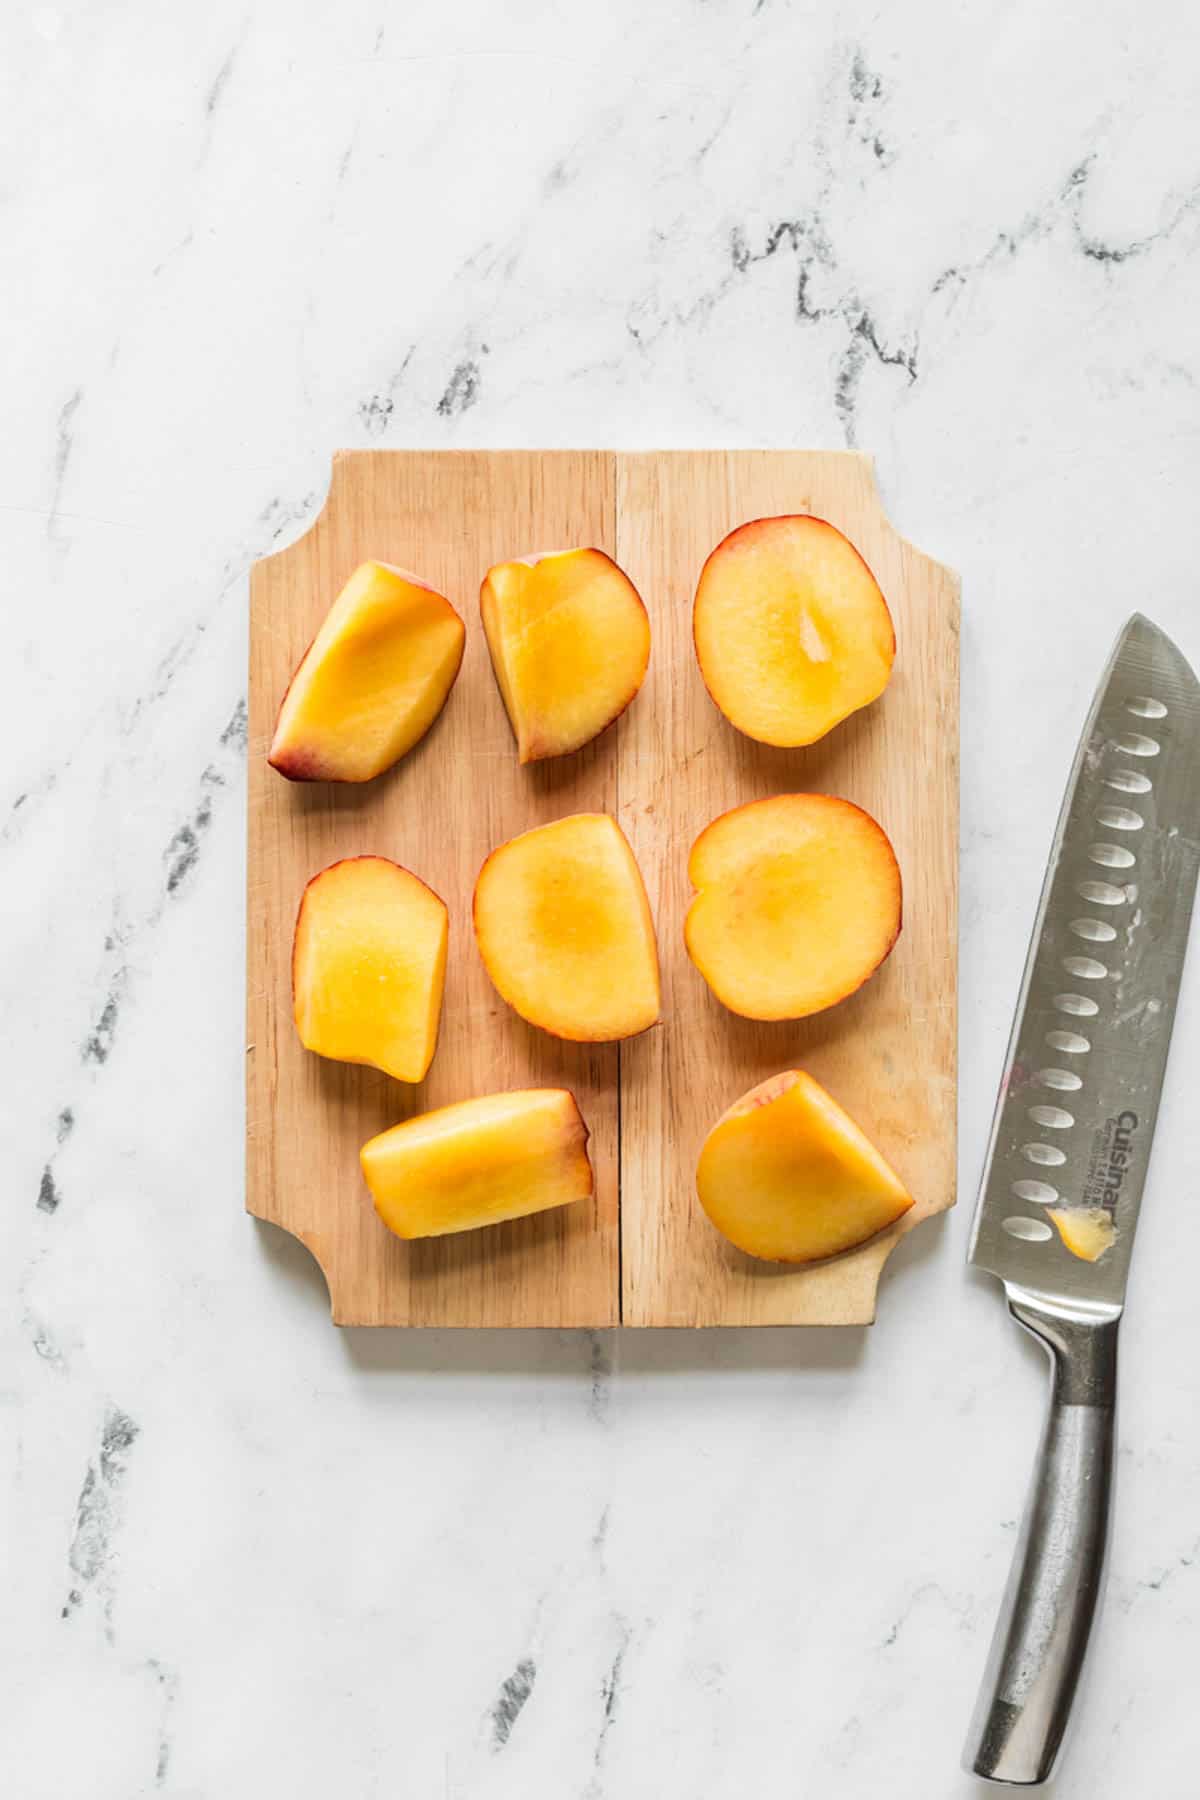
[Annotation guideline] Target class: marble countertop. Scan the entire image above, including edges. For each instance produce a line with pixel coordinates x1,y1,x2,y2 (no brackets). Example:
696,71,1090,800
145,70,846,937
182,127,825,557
7,2,1200,1794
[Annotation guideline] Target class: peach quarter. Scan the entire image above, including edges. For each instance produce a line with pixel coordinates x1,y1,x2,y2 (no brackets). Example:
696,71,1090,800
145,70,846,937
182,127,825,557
473,812,660,1042
361,1089,594,1240
270,560,465,782
292,856,448,1083
697,1070,914,1264
481,548,650,763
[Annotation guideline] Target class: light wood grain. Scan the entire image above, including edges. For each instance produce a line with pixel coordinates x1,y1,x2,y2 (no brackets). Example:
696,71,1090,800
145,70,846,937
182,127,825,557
616,451,958,1324
247,449,958,1327
247,452,621,1326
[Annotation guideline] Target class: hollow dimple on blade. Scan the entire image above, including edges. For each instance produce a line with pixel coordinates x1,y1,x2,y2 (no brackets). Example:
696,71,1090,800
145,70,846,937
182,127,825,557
969,616,1200,1306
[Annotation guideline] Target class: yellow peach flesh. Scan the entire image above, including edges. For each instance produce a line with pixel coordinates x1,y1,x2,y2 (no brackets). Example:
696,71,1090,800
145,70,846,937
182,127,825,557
361,1088,594,1239
693,515,894,747
270,560,465,782
481,548,650,762
1047,1207,1116,1263
293,857,447,1083
473,813,660,1041
684,794,901,1021
697,1070,914,1263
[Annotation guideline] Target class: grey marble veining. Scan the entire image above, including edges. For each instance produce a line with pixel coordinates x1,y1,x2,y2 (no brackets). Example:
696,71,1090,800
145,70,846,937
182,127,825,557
5,1,1200,1795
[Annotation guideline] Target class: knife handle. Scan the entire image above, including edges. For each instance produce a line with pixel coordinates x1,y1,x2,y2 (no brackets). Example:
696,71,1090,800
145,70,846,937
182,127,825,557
963,1291,1119,1786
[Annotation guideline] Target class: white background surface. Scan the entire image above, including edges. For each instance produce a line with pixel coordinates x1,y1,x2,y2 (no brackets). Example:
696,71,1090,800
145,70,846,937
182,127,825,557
4,2,1200,1794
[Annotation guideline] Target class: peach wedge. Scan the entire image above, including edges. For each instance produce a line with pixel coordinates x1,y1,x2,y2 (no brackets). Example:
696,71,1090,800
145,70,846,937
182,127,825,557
293,857,448,1083
361,1089,594,1240
481,548,650,762
473,813,660,1041
684,794,901,1020
693,515,895,746
697,1071,914,1263
269,561,465,782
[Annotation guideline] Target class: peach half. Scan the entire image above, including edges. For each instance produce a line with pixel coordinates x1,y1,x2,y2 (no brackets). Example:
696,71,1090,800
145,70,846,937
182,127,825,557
697,1070,914,1263
361,1088,594,1240
481,548,650,763
473,813,660,1041
293,856,448,1083
693,515,895,746
269,561,465,782
684,794,901,1021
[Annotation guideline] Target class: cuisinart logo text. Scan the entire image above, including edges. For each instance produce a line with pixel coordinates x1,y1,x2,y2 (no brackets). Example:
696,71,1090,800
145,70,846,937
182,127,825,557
1083,1109,1139,1212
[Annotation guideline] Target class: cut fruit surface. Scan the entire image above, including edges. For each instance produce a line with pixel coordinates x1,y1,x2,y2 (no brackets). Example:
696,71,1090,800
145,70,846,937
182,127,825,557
293,856,448,1083
361,1088,594,1239
481,548,650,763
693,514,895,746
269,560,465,782
1047,1206,1116,1263
685,793,901,1021
697,1070,914,1263
473,812,660,1041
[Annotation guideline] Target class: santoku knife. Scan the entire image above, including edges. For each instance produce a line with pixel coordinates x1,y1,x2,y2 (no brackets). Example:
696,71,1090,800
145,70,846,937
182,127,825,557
964,614,1200,1785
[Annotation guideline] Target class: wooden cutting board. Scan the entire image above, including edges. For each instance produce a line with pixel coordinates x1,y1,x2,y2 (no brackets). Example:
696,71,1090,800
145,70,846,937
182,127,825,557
246,450,958,1327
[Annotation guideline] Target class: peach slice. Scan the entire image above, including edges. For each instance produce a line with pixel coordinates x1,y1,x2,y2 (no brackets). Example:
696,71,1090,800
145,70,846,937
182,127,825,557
693,515,895,746
1047,1207,1116,1263
684,794,901,1020
293,857,448,1083
269,561,465,782
480,548,650,762
473,813,660,1041
697,1070,914,1263
361,1088,594,1239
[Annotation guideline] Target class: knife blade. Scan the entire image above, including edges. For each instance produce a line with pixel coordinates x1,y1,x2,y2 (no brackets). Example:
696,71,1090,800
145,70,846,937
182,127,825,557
971,612,1200,1298
964,613,1200,1786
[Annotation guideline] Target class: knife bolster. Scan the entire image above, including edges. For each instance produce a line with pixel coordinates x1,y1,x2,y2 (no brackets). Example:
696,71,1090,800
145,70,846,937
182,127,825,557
1007,1286,1120,1407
